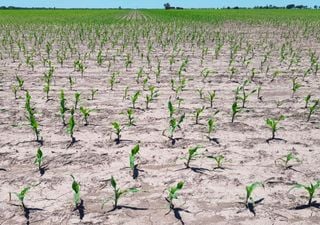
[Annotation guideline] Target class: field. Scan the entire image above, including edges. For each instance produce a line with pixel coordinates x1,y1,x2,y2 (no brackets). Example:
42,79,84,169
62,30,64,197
1,9,320,225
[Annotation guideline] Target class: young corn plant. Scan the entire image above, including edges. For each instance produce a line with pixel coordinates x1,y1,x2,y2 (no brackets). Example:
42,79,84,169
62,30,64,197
304,94,311,109
183,146,202,168
74,92,80,109
68,75,75,90
112,121,122,144
168,100,175,118
167,114,185,144
291,77,302,98
123,86,129,100
12,85,18,99
71,175,81,208
25,92,41,143
245,182,264,208
131,91,140,109
16,75,24,90
266,115,285,140
125,108,135,126
290,181,320,206
34,147,44,174
145,94,152,109
231,101,241,123
194,106,205,124
208,118,216,136
307,99,319,122
197,88,204,100
90,89,98,100
67,108,76,144
166,181,184,210
59,90,68,126
207,91,216,108
79,106,92,126
13,186,30,208
129,144,140,178
207,155,225,169
275,152,300,169
109,72,119,91
238,80,256,108
107,176,139,210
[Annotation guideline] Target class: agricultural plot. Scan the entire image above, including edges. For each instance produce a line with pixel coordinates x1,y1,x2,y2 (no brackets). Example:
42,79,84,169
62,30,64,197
1,9,320,225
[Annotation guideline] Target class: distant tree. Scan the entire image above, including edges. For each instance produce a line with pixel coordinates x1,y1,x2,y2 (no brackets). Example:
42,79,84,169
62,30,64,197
314,5,318,9
164,3,171,10
286,4,295,9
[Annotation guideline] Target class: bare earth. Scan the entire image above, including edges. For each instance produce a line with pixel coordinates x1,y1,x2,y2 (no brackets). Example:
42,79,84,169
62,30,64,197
1,17,320,225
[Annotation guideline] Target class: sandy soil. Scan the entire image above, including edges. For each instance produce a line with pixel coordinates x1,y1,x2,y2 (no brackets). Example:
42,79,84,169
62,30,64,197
1,15,320,225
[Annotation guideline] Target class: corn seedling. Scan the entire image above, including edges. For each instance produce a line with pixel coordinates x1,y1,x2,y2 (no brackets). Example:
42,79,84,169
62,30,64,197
183,146,202,168
245,182,264,207
275,152,300,169
307,99,319,122
194,106,205,124
131,91,140,109
136,67,144,83
304,94,311,108
90,89,98,100
68,75,75,90
71,175,81,207
123,86,129,100
108,176,139,210
130,144,140,178
25,92,41,142
67,108,76,143
167,114,185,144
266,115,285,140
207,116,218,138
14,186,30,208
112,121,121,144
201,68,211,82
80,106,92,126
207,91,216,108
291,77,301,98
197,88,204,100
12,85,18,99
168,100,175,118
238,80,256,108
71,92,78,108
109,72,118,90
145,94,151,109
34,147,43,172
208,155,225,169
231,101,241,123
16,75,24,90
59,90,68,126
290,181,320,206
167,181,184,209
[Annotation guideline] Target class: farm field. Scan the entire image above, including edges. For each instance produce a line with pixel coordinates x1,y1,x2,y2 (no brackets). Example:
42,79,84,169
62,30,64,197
1,9,320,225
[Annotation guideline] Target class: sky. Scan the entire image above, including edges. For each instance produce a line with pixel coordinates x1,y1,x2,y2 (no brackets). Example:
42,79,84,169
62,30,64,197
0,0,318,9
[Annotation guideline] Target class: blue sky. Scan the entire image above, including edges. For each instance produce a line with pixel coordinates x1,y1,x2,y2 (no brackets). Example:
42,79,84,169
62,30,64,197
0,0,317,8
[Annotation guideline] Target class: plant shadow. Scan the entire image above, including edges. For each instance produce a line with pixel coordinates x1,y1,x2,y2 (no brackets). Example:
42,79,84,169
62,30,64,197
39,165,48,176
175,166,210,175
206,136,220,145
266,138,287,144
107,205,148,213
290,201,320,210
237,198,264,216
73,199,85,220
67,138,78,149
23,206,43,225
164,201,190,225
133,165,144,179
